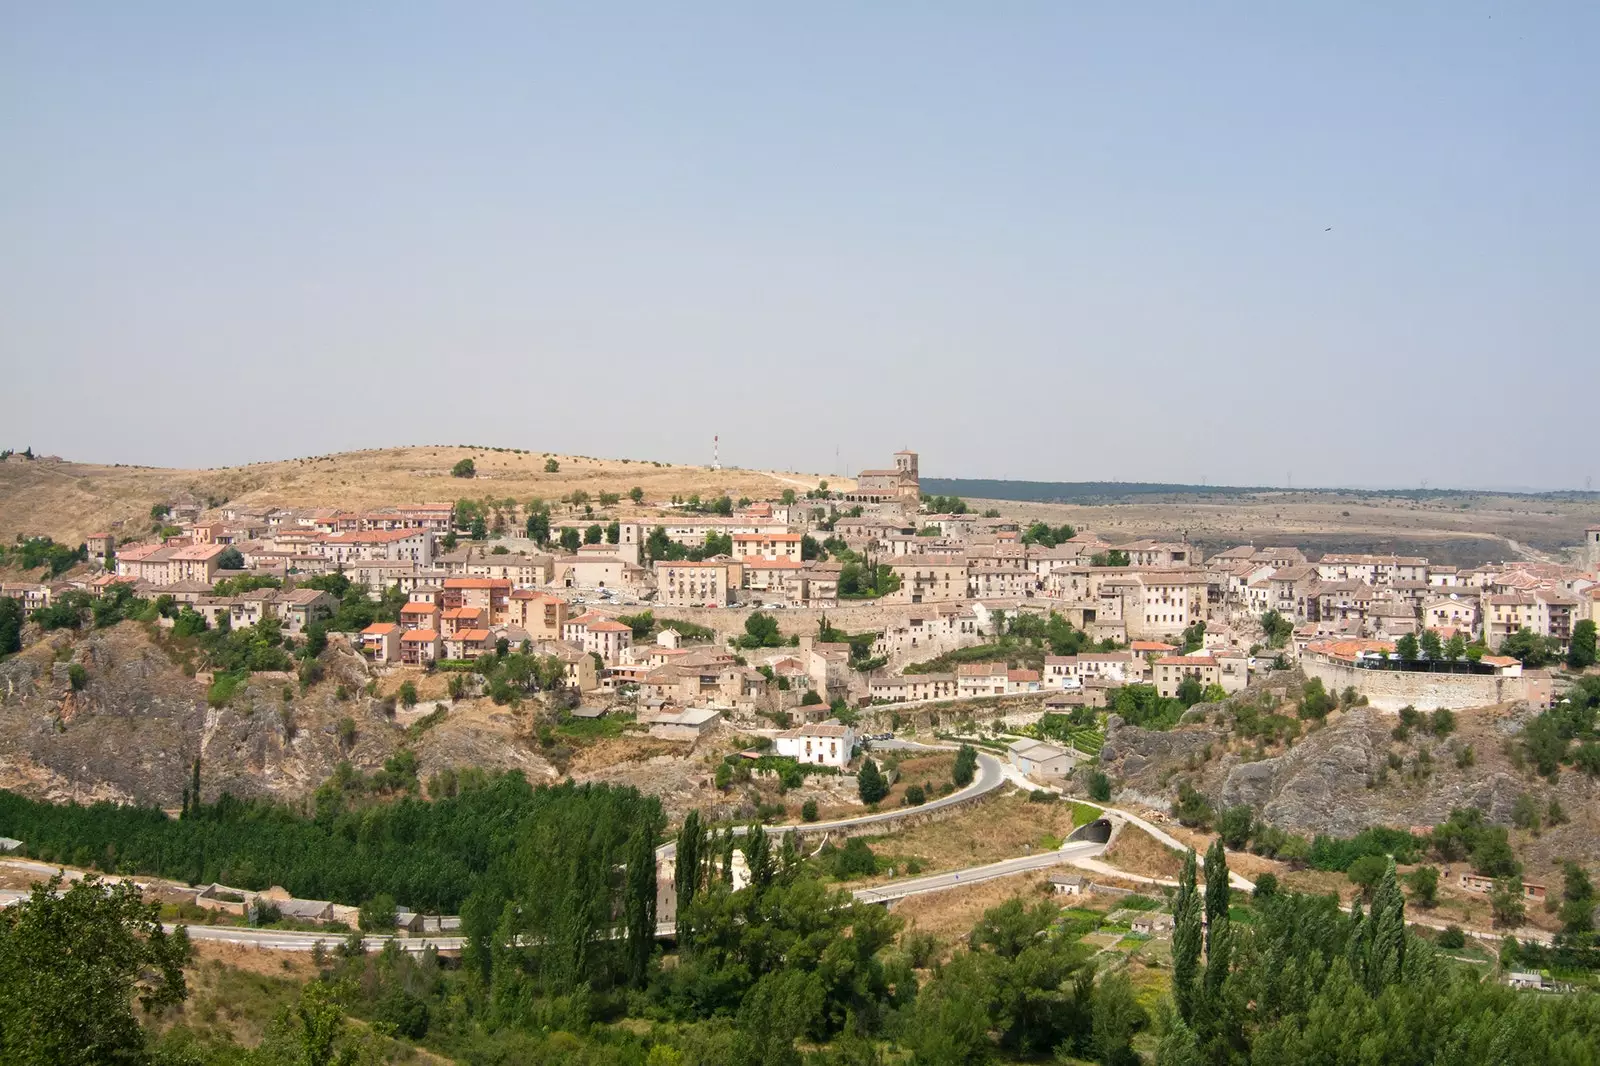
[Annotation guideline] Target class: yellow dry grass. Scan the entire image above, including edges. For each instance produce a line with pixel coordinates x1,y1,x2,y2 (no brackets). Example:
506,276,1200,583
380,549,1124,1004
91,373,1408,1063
1101,825,1185,880
857,791,1089,878
892,870,1056,944
0,446,850,544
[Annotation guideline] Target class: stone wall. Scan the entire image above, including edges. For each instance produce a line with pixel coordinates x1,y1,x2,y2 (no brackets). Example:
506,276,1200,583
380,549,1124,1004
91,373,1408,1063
1301,654,1541,713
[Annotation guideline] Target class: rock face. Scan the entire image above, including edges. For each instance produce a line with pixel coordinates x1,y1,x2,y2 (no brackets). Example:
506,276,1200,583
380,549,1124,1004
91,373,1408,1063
0,625,555,807
1098,703,1595,853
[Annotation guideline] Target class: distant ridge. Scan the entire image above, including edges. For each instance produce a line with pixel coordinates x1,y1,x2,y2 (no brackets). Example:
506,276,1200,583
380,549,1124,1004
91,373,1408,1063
920,478,1599,504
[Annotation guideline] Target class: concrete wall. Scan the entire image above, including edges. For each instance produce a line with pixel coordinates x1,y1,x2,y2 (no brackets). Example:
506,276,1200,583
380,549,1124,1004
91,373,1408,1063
1302,654,1541,712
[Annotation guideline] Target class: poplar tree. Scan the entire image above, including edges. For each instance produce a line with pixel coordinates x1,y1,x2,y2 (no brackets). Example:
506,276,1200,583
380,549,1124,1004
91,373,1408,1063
1203,837,1232,1001
1172,848,1202,1023
674,811,702,947
623,824,657,986
745,823,772,890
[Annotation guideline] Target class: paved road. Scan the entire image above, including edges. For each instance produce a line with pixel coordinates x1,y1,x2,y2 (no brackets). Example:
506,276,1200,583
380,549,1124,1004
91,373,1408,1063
993,760,1258,891
853,840,1104,903
656,743,1005,859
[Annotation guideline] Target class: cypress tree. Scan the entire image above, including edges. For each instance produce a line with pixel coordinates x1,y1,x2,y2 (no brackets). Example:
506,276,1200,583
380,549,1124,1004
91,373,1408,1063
745,823,772,890
1172,848,1203,1023
778,830,798,882
1344,897,1367,984
857,759,888,804
1203,837,1232,1000
1368,858,1406,993
674,810,701,947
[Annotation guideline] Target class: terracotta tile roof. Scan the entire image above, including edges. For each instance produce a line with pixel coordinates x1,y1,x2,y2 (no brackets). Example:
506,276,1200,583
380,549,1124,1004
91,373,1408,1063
443,578,510,589
401,629,439,642
1156,655,1216,667
362,623,399,635
588,620,631,633
400,603,437,614
1007,669,1040,682
453,628,491,642
1307,638,1394,661
442,607,483,620
1130,641,1177,652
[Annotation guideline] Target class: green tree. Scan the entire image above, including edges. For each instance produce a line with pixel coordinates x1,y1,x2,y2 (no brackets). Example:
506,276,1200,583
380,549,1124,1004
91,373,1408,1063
629,486,644,504
1087,770,1111,803
584,523,604,544
398,680,418,707
525,508,550,544
1362,858,1406,993
606,520,620,544
1171,849,1202,1024
1259,609,1293,648
1173,781,1213,828
801,799,819,822
1443,631,1467,660
1299,677,1335,719
1346,854,1389,899
559,527,582,554
952,743,978,787
1405,865,1439,908
673,810,703,948
1569,619,1598,670
451,457,476,478
857,759,889,805
1176,675,1204,707
1093,970,1147,1066
0,874,188,1066
469,513,487,541
1396,632,1420,663
358,892,397,931
741,612,783,648
624,823,657,986
216,545,245,570
1419,628,1443,660
1491,875,1526,928
1501,627,1555,668
0,596,24,656
1203,837,1231,1001
1559,861,1595,934
1217,805,1253,850
544,458,560,472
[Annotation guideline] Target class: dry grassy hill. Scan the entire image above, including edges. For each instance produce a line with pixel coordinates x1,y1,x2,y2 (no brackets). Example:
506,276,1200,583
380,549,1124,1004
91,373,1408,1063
0,447,852,544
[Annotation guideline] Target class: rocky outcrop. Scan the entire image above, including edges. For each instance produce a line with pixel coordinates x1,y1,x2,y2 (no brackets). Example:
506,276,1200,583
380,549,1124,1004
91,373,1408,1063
0,625,555,807
1097,702,1593,853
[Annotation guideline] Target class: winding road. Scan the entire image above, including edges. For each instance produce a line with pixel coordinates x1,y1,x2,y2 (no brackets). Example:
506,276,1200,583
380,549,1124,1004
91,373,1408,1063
655,741,1006,860
8,740,1547,952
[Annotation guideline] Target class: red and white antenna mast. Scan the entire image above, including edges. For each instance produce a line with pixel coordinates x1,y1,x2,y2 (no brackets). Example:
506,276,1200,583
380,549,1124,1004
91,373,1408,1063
712,435,721,471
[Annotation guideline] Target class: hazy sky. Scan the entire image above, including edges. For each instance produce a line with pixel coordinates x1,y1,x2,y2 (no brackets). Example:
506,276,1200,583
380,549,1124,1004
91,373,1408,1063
4,3,1597,490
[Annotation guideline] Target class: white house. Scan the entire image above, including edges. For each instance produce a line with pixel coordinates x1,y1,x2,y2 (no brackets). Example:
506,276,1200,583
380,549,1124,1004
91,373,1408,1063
774,722,856,768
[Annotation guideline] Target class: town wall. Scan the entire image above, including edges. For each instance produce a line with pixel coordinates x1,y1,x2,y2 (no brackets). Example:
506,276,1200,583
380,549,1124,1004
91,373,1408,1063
1301,654,1542,713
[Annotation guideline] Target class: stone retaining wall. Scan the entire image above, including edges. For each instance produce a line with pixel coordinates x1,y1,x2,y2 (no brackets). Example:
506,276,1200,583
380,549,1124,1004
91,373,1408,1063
1301,654,1549,713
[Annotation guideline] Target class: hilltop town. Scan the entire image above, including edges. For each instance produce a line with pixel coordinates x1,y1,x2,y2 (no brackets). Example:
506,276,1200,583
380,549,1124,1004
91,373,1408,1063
3,447,1600,1063
4,448,1596,732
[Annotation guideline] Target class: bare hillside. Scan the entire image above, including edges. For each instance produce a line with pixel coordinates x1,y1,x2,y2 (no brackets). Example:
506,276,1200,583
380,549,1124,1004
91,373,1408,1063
0,447,848,543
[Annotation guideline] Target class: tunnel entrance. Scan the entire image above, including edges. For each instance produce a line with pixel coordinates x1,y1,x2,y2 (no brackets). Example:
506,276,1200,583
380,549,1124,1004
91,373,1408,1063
1068,818,1113,845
